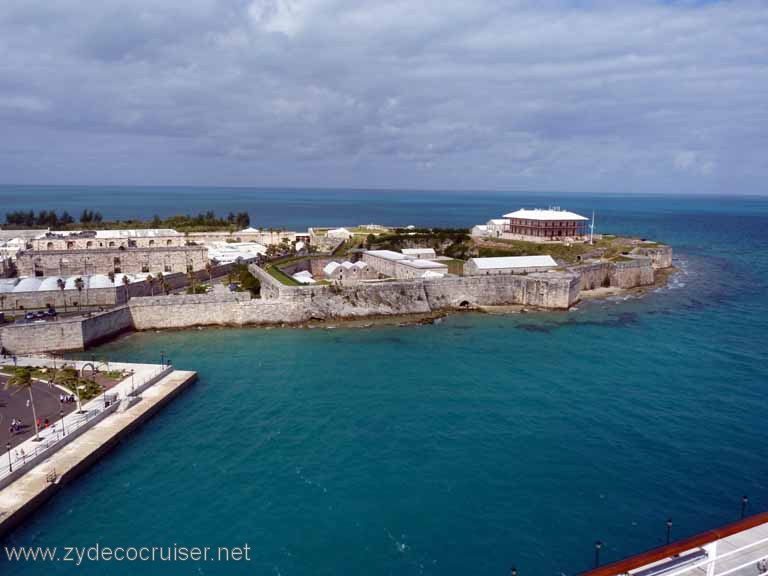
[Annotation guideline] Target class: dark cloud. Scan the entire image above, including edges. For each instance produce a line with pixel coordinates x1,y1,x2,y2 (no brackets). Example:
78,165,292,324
0,0,765,192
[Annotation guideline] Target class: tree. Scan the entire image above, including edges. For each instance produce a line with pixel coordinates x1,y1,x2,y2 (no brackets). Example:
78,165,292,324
74,277,85,311
57,277,66,312
146,274,155,296
205,262,213,285
5,367,41,441
60,211,74,225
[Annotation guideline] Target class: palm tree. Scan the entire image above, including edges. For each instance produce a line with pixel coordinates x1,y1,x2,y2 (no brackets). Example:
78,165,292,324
155,272,165,295
74,277,85,312
56,277,66,312
205,262,213,286
146,274,155,296
5,367,41,441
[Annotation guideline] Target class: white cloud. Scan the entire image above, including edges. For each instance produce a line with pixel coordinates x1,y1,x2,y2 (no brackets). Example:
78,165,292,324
0,0,765,192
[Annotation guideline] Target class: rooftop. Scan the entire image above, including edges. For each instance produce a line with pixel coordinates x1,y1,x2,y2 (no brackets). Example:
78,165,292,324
38,229,182,239
469,255,558,269
502,208,588,221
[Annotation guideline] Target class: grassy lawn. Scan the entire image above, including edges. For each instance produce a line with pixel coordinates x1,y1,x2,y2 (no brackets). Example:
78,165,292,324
266,264,303,286
440,259,466,275
476,237,631,263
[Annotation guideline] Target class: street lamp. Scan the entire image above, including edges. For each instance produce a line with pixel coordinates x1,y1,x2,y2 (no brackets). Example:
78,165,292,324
130,369,135,395
594,541,602,568
741,496,749,519
60,409,66,437
6,442,11,472
666,519,672,545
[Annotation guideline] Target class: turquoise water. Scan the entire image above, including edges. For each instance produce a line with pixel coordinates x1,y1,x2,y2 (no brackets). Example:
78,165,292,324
1,189,768,575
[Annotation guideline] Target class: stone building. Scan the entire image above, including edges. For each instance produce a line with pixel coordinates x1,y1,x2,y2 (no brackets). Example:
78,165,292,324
322,260,376,283
16,245,208,277
363,250,448,279
501,208,589,241
464,255,558,276
29,229,185,251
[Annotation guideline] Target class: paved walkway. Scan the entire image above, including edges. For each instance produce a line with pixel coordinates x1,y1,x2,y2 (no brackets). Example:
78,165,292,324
0,374,78,448
0,368,196,536
0,357,170,480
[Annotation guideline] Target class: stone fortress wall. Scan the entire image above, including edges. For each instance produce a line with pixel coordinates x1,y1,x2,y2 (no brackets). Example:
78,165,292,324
0,246,672,355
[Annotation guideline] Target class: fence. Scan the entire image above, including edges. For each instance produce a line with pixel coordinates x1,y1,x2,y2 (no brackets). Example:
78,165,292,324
0,364,174,490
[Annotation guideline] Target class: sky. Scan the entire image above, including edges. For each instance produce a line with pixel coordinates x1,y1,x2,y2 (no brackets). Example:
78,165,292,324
0,0,766,194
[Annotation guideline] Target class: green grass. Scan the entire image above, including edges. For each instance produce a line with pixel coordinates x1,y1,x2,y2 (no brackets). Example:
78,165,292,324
476,237,631,263
266,265,303,286
440,259,466,275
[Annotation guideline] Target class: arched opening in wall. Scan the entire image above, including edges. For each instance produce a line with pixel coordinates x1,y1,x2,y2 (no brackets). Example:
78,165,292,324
66,241,75,249
459,300,471,309
46,242,54,250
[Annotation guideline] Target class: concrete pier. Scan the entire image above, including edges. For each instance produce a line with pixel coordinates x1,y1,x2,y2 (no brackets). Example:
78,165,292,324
0,359,196,540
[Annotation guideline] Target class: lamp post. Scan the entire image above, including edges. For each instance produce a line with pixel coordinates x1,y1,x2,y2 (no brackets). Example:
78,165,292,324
60,409,66,437
666,519,672,545
594,541,602,568
6,442,11,472
741,496,749,519
130,369,135,395
161,350,165,367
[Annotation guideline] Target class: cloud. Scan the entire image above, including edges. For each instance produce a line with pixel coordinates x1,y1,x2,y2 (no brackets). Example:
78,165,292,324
0,0,766,192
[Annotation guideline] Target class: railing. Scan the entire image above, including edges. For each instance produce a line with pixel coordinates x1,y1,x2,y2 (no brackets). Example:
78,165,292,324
581,511,768,576
0,363,175,490
0,404,117,489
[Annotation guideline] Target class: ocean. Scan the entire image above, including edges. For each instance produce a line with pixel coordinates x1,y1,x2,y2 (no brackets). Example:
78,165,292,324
1,187,767,575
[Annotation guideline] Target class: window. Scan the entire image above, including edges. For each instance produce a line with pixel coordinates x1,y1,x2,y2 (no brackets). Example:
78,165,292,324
149,240,155,246
86,241,93,248
164,265,172,273
67,241,75,249
47,242,54,250
141,265,149,273
113,257,121,264
109,241,115,247
166,240,172,246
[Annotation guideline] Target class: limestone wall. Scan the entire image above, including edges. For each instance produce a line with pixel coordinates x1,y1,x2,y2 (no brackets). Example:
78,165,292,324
0,307,134,354
569,258,656,291
631,245,673,269
81,307,134,347
423,273,579,310
0,317,84,353
569,262,612,290
129,293,305,329
609,259,655,288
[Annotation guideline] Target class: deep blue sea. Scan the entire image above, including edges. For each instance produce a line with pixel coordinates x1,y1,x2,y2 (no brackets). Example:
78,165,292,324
1,187,767,575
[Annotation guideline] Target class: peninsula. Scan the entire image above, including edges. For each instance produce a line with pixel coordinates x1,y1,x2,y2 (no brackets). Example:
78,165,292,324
0,207,673,355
